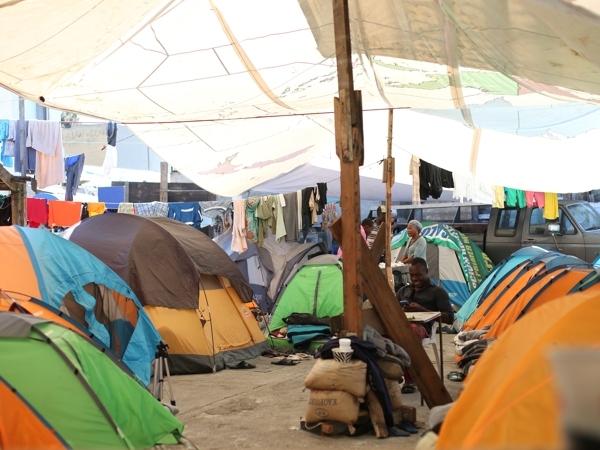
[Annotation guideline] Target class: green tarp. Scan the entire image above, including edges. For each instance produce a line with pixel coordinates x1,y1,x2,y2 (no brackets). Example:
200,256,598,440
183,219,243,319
0,314,183,449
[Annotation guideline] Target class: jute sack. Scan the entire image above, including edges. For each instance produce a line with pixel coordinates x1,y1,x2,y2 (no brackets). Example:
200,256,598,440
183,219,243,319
304,359,367,398
305,390,359,425
377,359,404,381
385,379,403,411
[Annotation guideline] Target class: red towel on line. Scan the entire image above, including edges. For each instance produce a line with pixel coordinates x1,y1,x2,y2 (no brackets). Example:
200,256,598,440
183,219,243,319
26,198,48,228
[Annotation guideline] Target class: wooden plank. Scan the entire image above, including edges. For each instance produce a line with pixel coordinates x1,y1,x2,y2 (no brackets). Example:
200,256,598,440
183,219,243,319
331,219,452,408
333,0,363,334
159,161,168,202
11,181,26,226
0,164,16,191
384,108,394,288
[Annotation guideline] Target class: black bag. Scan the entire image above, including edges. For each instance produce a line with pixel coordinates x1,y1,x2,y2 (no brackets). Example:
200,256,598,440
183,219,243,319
283,313,330,326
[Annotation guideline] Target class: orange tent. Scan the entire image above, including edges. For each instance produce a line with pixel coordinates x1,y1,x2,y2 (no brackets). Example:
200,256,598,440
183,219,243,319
438,290,600,450
0,378,67,449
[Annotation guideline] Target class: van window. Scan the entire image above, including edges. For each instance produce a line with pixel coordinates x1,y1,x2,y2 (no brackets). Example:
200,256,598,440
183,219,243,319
496,209,519,237
561,212,576,235
567,203,600,231
529,208,546,235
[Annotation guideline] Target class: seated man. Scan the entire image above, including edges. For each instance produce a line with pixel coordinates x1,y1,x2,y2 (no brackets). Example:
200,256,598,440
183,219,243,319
396,257,454,393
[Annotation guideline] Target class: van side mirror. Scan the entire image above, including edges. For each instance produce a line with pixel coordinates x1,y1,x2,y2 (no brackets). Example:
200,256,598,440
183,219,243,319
547,223,561,234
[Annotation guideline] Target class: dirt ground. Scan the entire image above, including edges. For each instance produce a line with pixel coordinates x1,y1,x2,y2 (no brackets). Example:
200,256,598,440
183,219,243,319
168,334,462,450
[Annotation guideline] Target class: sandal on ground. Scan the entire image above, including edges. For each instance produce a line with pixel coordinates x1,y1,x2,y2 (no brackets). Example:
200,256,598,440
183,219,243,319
447,371,465,382
271,357,300,366
229,361,256,370
401,384,417,394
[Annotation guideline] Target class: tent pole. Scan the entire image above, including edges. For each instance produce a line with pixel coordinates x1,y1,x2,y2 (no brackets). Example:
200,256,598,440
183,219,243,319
333,0,363,335
384,109,394,289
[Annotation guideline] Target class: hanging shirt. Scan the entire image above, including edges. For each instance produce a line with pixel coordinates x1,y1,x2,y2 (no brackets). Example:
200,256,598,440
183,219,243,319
167,202,202,228
26,198,48,228
544,193,559,220
282,192,298,242
48,201,82,227
255,196,275,245
232,199,248,253
102,144,118,178
452,173,493,204
117,203,135,214
492,186,505,208
245,197,259,241
274,194,287,241
504,188,526,209
525,191,545,208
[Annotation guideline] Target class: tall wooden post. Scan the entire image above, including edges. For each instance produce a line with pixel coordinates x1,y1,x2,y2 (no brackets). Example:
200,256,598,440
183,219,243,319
159,161,168,202
333,0,363,334
384,109,395,289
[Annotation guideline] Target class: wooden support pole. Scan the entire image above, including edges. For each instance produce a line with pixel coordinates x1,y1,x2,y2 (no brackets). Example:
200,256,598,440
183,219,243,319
332,219,452,408
159,161,168,202
333,0,364,334
384,109,395,289
11,181,26,225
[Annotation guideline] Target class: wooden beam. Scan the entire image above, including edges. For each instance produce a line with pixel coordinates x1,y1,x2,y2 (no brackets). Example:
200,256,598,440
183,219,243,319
11,181,26,226
0,164,16,191
160,162,168,202
384,109,394,289
333,0,363,334
332,219,452,408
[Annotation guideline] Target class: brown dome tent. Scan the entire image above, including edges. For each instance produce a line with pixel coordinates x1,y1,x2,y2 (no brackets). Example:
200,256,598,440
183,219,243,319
67,214,265,374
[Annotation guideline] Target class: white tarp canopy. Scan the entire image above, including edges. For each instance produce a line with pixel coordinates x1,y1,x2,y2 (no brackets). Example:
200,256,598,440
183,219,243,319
1,0,600,196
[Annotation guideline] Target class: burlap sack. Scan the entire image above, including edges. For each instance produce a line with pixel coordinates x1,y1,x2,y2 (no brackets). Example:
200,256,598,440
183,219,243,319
377,359,404,381
385,379,403,411
305,390,360,425
304,359,367,398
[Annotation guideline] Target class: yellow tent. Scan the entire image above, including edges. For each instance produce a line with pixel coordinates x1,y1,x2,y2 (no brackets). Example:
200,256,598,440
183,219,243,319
438,287,600,449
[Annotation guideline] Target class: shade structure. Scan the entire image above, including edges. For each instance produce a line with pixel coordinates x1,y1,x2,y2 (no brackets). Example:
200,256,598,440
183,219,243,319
270,254,343,331
0,377,67,450
67,214,266,374
1,1,600,195
0,226,160,385
438,290,600,449
0,313,183,449
392,223,493,307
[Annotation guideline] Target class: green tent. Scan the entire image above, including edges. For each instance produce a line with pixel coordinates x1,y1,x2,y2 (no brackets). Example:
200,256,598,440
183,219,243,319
0,313,183,449
270,255,343,331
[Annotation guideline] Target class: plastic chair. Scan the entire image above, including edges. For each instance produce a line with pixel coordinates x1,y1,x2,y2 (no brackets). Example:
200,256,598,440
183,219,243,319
422,320,442,375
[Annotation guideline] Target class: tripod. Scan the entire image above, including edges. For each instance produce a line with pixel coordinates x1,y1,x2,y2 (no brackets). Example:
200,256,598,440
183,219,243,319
151,342,177,408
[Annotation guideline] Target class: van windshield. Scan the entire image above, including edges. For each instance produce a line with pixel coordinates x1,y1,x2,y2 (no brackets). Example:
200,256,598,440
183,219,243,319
567,203,600,231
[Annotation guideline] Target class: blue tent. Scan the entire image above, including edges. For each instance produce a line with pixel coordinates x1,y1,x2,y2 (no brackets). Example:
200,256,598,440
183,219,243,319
0,226,160,384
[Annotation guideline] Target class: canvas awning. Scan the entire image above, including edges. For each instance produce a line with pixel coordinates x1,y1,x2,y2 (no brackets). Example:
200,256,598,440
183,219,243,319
1,0,600,195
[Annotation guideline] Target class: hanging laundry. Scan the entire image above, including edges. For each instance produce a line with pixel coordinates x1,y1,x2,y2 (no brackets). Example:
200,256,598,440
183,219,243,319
492,186,505,208
87,202,107,217
13,120,35,175
80,203,89,220
48,201,82,227
504,188,527,209
167,202,202,228
316,182,328,214
64,154,85,201
0,120,12,167
544,193,559,220
107,122,118,147
27,121,64,189
135,201,168,217
255,196,275,245
452,173,493,204
4,120,16,157
245,197,259,241
296,190,303,234
117,203,135,214
419,160,445,200
282,192,298,242
525,191,545,208
409,155,421,204
274,194,287,241
232,200,248,253
26,198,48,228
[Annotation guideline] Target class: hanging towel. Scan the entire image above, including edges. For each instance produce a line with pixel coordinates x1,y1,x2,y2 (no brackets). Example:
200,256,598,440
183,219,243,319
275,194,287,241
27,121,64,189
504,188,526,209
232,199,248,253
525,191,545,208
245,198,259,241
282,192,298,242
87,202,107,217
544,193,559,220
118,203,135,214
48,201,82,227
26,198,48,228
492,186,505,208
